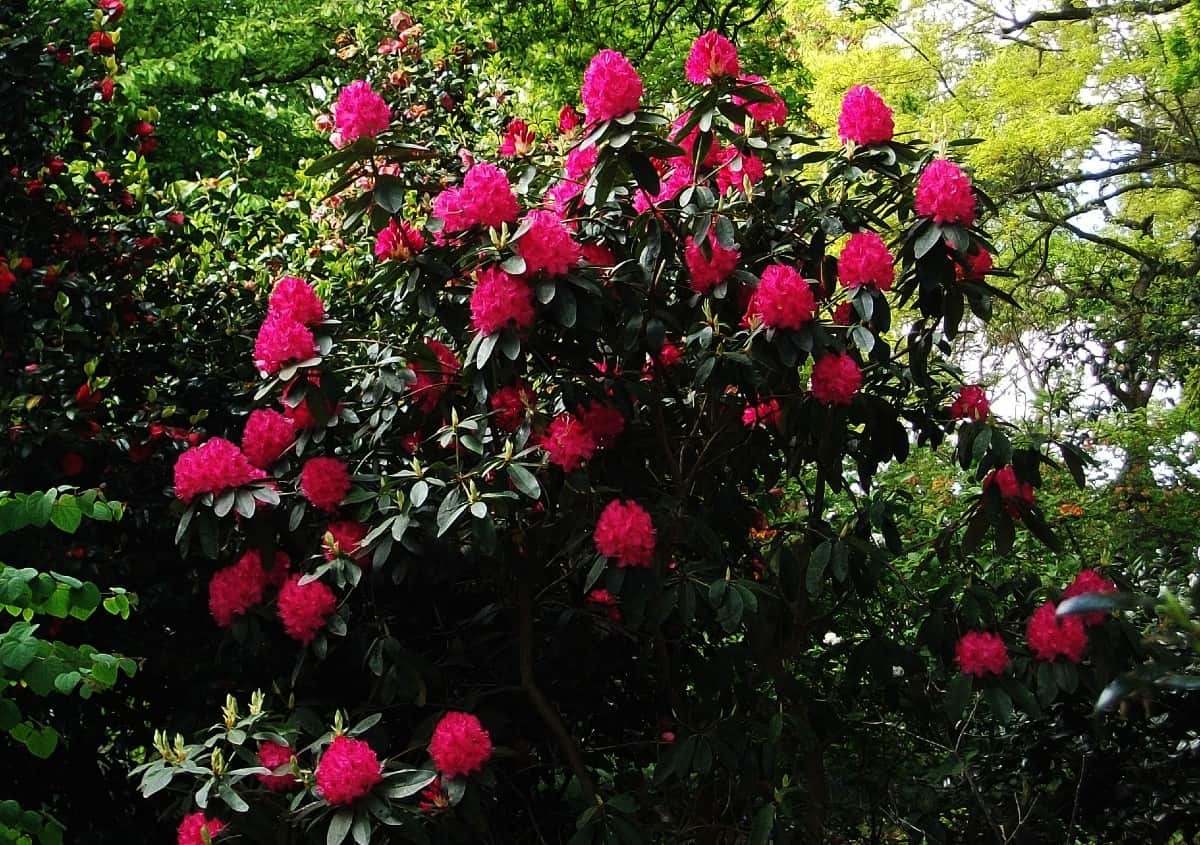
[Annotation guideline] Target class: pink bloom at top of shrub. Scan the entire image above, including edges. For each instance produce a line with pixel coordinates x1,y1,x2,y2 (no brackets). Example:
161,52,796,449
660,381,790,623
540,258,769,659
581,49,643,123
811,353,862,405
470,267,535,335
177,813,225,845
685,30,740,84
516,209,581,277
374,218,426,262
715,148,765,195
256,741,299,791
956,247,993,282
241,409,295,469
490,381,536,431
429,711,494,778
565,144,599,181
323,520,368,562
277,574,337,644
558,104,582,134
208,552,267,627
1026,600,1087,663
253,314,316,375
577,402,624,448
540,413,596,471
950,385,990,421
734,75,788,129
1063,569,1119,626
742,398,781,428
315,735,383,805
745,265,815,330
685,236,739,294
334,80,391,142
837,85,894,146
595,499,656,567
300,456,351,511
268,276,325,326
915,158,976,226
174,437,266,502
955,631,1010,677
839,231,894,290
499,118,535,158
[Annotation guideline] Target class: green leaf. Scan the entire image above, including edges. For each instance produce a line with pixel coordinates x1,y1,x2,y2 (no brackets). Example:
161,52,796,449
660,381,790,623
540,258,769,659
944,672,971,721
806,541,832,595
49,495,82,534
1057,591,1137,617
327,809,354,845
749,805,775,845
507,464,541,499
981,685,1012,723
382,768,437,799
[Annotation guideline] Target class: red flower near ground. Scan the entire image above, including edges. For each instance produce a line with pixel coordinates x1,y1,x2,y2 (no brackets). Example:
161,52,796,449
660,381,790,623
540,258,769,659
1026,600,1087,663
811,353,862,405
429,711,493,778
837,85,894,146
595,499,656,568
955,631,1010,677
277,575,337,644
300,457,351,511
315,736,383,805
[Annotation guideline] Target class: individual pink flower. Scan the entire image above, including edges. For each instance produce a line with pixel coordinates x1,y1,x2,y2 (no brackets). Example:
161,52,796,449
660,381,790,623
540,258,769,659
268,277,325,325
374,219,426,261
516,209,581,277
837,85,894,146
333,80,391,142
177,813,225,845
429,712,493,778
587,588,622,622
174,437,267,502
277,575,337,644
811,353,862,405
745,265,815,330
490,382,536,432
540,413,596,471
315,736,383,805
595,499,656,567
99,0,125,21
300,457,351,511
470,267,535,335
1026,601,1088,663
955,631,1010,677
434,163,519,232
915,158,976,226
565,145,599,181
581,49,643,123
1063,569,1119,626
323,521,368,562
956,247,993,282
839,231,894,290
253,315,316,375
241,409,295,469
256,741,299,791
208,553,267,627
558,104,582,134
685,237,739,294
950,385,990,422
984,465,1035,515
734,75,788,129
577,402,624,448
88,31,115,54
715,148,764,195
645,341,683,375
685,31,740,85
499,119,535,157
742,398,781,428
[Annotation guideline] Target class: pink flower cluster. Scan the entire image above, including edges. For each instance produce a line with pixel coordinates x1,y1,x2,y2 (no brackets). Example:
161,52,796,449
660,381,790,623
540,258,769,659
374,218,425,262
300,456,351,511
516,209,581,277
208,551,268,627
742,398,781,429
715,148,765,195
256,741,299,791
277,574,337,644
956,246,993,282
333,80,391,143
315,736,383,805
686,31,740,84
685,237,739,294
581,49,643,123
950,385,990,421
745,265,815,330
433,163,519,233
490,381,536,431
177,813,224,845
540,413,597,471
837,85,894,146
955,631,1009,677
254,277,324,375
323,520,368,562
984,465,1034,514
577,402,625,447
594,499,656,568
1026,601,1087,663
839,231,894,290
470,267,535,335
429,711,493,778
915,158,976,226
241,408,295,469
1062,568,1118,626
174,437,266,503
734,75,788,129
499,119,535,158
811,353,863,406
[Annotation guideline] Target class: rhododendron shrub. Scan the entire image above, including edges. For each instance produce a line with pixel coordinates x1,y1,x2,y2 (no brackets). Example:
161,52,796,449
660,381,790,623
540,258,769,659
136,15,1145,845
